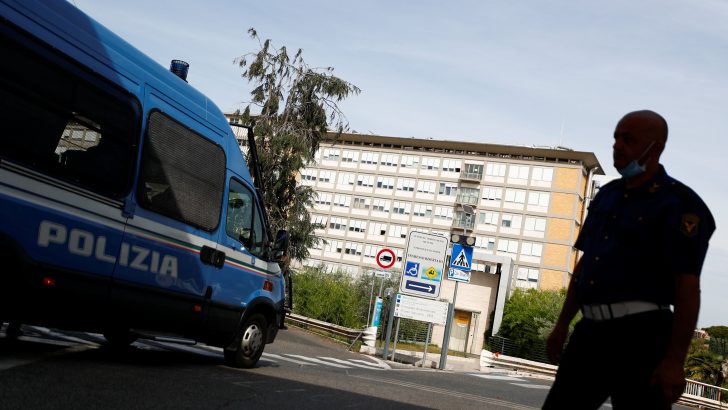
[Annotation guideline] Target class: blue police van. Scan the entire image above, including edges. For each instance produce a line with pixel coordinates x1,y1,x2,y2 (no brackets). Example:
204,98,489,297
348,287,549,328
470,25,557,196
0,0,289,368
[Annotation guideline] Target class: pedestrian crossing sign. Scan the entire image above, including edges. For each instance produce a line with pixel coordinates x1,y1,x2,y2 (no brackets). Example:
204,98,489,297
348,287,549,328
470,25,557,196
450,243,473,271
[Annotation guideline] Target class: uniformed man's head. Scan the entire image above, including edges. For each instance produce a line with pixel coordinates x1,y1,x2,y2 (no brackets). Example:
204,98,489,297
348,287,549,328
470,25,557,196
613,110,667,176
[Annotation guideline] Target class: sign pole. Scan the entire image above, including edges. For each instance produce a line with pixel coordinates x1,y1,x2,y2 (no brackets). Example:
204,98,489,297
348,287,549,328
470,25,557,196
422,323,432,367
439,302,454,370
382,294,397,360
390,318,401,360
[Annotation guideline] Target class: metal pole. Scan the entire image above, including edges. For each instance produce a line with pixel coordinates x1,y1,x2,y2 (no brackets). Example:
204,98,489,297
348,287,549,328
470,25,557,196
438,302,454,370
382,294,397,360
390,318,401,360
366,273,374,328
422,323,432,367
378,276,385,297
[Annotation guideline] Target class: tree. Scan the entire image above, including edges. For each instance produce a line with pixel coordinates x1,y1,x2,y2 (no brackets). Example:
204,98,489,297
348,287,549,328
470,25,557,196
234,29,360,262
704,325,728,358
496,288,574,360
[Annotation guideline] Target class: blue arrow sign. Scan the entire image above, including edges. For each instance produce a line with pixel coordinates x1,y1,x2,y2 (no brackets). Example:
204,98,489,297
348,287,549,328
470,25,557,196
450,243,473,271
405,280,436,294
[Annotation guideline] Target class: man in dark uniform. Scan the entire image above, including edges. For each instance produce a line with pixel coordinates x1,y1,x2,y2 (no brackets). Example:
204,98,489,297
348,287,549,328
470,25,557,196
543,110,715,409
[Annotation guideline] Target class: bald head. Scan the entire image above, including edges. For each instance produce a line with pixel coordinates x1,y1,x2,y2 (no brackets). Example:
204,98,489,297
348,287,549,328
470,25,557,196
619,110,668,143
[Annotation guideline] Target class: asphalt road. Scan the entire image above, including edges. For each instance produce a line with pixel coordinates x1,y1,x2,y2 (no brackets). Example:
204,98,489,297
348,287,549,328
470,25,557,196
0,323,614,409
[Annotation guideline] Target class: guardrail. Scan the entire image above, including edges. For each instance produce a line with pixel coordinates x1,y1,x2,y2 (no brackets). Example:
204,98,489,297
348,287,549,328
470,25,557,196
481,349,727,409
285,313,363,346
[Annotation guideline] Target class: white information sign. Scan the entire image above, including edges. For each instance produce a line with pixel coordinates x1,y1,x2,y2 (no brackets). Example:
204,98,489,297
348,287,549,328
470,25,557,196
393,293,449,326
398,231,449,299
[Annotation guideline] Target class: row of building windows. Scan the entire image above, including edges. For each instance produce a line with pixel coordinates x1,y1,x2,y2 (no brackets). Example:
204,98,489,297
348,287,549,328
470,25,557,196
312,215,545,258
313,189,552,215
317,149,555,183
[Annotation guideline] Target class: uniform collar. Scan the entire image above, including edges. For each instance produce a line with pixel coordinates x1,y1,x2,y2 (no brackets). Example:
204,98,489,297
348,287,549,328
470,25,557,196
620,165,670,196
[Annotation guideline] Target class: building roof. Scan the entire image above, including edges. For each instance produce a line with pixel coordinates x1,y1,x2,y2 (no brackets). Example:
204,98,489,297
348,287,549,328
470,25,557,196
323,132,605,175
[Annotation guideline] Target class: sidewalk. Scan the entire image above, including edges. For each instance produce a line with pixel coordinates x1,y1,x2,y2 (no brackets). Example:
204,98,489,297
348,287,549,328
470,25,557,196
359,345,481,372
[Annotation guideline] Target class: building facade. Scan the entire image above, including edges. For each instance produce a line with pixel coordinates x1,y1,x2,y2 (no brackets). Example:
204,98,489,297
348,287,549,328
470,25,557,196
228,120,602,353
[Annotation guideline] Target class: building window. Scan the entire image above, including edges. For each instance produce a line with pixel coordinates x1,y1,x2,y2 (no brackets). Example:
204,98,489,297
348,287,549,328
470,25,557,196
322,148,340,161
442,158,461,172
348,219,367,233
380,153,399,167
486,162,507,177
521,242,543,257
326,239,342,253
508,165,529,179
400,155,419,168
417,180,436,194
333,194,351,208
377,176,395,190
528,191,551,207
371,199,390,212
397,178,416,192
364,244,379,259
392,201,411,215
357,174,374,187
344,241,363,256
301,169,317,181
498,239,519,253
532,167,554,182
463,163,484,179
342,150,358,163
360,151,378,164
501,214,522,229
353,197,370,209
337,172,355,186
439,182,458,196
516,267,539,289
370,222,387,236
475,236,496,250
525,217,547,232
318,170,336,183
478,211,499,225
413,203,433,217
312,214,327,227
482,186,503,201
389,225,408,239
328,217,347,231
420,157,440,170
315,192,332,205
504,189,527,204
434,206,453,220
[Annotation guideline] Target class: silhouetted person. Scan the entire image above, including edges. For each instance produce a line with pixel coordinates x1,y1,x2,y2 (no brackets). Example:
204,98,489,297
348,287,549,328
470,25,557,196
543,110,715,409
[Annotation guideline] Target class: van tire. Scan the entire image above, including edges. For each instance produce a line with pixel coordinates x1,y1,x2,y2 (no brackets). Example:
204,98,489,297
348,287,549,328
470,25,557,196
224,313,266,368
103,328,137,348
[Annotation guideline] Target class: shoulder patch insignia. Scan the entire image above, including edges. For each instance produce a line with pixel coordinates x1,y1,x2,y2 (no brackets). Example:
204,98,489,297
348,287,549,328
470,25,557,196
681,213,700,237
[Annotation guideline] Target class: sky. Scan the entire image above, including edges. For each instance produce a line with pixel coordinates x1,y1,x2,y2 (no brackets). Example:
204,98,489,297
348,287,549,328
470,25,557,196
73,0,726,328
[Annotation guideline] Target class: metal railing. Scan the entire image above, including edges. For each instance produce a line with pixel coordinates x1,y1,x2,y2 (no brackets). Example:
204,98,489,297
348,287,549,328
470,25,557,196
285,313,362,345
459,171,483,181
679,379,727,409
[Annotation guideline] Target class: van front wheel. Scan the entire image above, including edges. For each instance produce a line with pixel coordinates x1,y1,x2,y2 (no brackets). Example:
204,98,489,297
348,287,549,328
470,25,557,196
224,313,266,368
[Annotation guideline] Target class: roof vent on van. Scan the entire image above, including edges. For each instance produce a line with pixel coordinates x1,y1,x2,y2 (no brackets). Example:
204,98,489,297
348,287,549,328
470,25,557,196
169,60,189,82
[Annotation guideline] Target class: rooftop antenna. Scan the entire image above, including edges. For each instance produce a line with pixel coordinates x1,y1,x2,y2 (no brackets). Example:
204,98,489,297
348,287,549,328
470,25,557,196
559,120,565,147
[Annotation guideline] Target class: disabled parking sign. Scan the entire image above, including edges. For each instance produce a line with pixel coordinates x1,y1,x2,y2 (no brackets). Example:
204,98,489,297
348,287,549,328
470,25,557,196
405,261,419,277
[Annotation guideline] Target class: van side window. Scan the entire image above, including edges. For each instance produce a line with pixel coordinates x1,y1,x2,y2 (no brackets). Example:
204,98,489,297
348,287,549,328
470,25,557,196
226,179,268,258
137,112,225,231
0,28,139,198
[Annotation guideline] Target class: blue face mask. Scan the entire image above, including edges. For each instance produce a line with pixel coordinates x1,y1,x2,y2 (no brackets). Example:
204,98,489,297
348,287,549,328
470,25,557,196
617,141,655,179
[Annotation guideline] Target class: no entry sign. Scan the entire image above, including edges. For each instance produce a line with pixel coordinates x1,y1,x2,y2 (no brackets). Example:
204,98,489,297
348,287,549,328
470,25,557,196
376,248,396,269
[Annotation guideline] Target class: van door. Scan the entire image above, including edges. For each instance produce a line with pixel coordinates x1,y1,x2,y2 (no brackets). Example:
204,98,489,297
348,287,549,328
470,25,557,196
205,175,281,343
111,102,226,336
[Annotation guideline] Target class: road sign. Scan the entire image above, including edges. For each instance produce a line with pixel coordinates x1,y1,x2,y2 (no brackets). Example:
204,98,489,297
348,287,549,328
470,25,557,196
372,270,392,279
447,268,471,283
450,243,473,271
393,293,449,325
376,248,396,269
398,232,448,299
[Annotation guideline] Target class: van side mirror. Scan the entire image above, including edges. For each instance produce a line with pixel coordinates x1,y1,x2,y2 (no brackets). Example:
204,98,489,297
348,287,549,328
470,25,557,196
272,229,289,261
